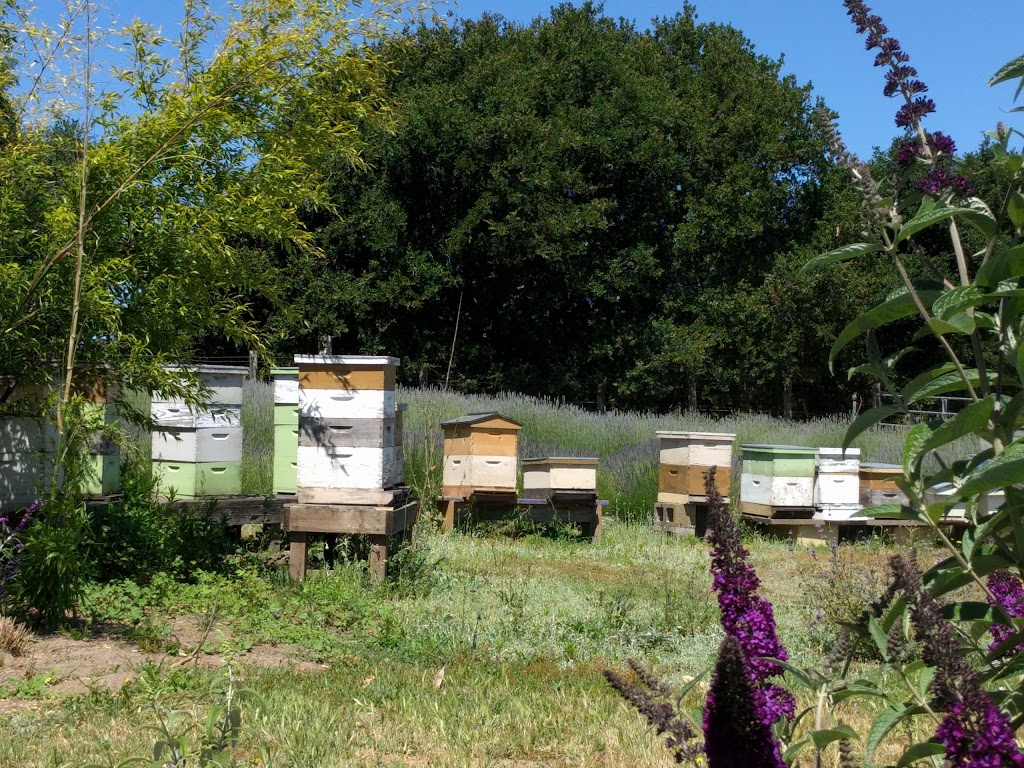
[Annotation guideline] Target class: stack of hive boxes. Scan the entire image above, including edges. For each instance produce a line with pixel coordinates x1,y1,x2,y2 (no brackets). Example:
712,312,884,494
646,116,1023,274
739,444,818,517
654,431,735,535
295,355,402,502
0,377,120,508
151,366,246,499
814,447,861,520
859,464,908,514
440,413,522,498
272,367,299,495
522,457,598,498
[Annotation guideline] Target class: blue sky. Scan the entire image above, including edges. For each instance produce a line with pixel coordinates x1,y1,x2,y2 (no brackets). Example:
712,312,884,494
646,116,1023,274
43,0,1024,158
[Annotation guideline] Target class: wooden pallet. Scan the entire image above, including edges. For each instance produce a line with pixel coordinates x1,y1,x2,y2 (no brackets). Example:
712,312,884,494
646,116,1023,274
436,495,604,541
739,501,816,519
653,501,707,537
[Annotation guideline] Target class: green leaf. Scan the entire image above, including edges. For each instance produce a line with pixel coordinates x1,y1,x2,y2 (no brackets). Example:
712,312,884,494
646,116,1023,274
933,285,986,319
902,364,957,404
800,242,883,274
925,312,975,336
830,285,944,367
842,405,904,451
957,454,1024,499
916,396,994,458
904,422,934,474
958,197,998,239
977,244,1024,287
942,601,1000,622
896,741,947,767
990,53,1024,86
897,203,984,243
809,724,858,752
1008,191,1024,229
866,705,908,761
867,615,890,660
863,503,918,520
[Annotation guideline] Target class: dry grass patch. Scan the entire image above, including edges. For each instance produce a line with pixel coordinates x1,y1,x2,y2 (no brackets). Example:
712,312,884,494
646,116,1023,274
0,615,30,658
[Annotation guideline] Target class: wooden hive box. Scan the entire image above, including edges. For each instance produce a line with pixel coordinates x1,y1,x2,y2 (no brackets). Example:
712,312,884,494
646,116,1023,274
814,447,862,521
859,463,909,510
739,444,818,516
522,457,598,498
152,366,247,498
1,375,120,504
441,413,522,497
294,355,402,503
272,367,299,494
656,431,735,503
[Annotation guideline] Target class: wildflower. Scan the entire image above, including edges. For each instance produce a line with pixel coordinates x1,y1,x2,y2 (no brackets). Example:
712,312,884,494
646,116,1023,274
915,168,973,198
819,110,888,223
929,131,956,155
844,1,936,129
603,663,702,763
704,467,795,725
704,636,786,768
986,570,1024,654
891,556,1024,767
896,140,920,168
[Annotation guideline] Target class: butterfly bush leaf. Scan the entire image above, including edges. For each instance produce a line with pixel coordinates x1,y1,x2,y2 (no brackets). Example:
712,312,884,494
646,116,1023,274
896,741,947,767
800,242,882,275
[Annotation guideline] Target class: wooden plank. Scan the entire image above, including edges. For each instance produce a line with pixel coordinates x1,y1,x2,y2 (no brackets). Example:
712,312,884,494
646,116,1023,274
284,500,417,535
296,486,406,505
369,534,388,582
739,500,774,517
289,532,308,582
444,432,518,456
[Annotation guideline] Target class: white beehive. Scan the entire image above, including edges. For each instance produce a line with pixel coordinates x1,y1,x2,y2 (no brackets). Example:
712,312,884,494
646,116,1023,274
151,365,247,498
294,355,402,503
814,447,862,521
522,457,598,497
739,445,818,515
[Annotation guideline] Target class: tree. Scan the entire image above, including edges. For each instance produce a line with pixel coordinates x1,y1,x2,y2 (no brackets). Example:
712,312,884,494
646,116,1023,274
0,0,421,411
267,3,840,411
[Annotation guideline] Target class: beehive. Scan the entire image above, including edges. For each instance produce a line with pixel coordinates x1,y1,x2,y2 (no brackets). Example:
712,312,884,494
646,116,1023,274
859,463,909,509
522,457,598,498
441,413,522,497
656,431,735,503
151,366,246,498
272,367,299,494
814,447,862,521
295,355,402,502
925,483,1004,520
0,375,120,506
739,444,818,515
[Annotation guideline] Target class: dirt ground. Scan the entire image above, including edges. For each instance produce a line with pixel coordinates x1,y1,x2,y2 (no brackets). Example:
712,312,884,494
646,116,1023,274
0,616,327,715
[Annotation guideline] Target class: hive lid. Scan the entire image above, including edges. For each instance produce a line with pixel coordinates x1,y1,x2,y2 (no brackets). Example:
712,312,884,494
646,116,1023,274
860,462,901,469
293,355,400,367
164,364,249,375
655,431,736,440
270,367,298,375
522,456,599,465
440,412,523,429
818,447,861,458
740,444,818,453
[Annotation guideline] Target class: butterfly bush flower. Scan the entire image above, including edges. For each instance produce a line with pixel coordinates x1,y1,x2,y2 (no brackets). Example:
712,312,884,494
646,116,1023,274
892,556,1024,767
0,501,38,598
843,2,971,199
704,636,786,768
986,571,1024,653
704,468,794,728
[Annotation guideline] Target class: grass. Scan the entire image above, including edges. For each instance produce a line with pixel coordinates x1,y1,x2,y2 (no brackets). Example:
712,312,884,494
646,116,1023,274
0,521,942,767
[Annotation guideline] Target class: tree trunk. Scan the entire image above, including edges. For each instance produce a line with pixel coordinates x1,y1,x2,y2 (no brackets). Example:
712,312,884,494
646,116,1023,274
688,378,698,413
318,334,332,355
782,377,793,421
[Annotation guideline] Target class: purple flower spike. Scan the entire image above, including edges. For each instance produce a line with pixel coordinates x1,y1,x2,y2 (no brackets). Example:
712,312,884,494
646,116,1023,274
704,468,794,725
987,571,1024,654
929,131,957,155
935,697,1024,768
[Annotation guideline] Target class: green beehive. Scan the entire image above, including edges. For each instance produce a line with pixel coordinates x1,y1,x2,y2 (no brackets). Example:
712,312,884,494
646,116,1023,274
272,367,299,493
153,461,243,499
739,444,818,515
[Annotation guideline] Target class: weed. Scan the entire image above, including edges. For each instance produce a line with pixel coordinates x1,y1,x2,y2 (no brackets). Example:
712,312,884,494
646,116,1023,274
0,615,30,657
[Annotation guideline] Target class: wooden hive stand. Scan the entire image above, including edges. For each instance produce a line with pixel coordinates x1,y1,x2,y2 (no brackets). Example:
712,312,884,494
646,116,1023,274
653,431,735,537
285,354,416,582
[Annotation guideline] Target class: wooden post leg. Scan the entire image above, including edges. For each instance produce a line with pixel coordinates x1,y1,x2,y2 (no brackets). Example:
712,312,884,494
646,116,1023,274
591,505,603,542
369,534,389,583
289,532,309,582
442,500,456,533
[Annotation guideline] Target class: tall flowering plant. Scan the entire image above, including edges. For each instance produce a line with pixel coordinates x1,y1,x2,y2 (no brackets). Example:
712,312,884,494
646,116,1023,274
796,1,1024,765
0,502,37,601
